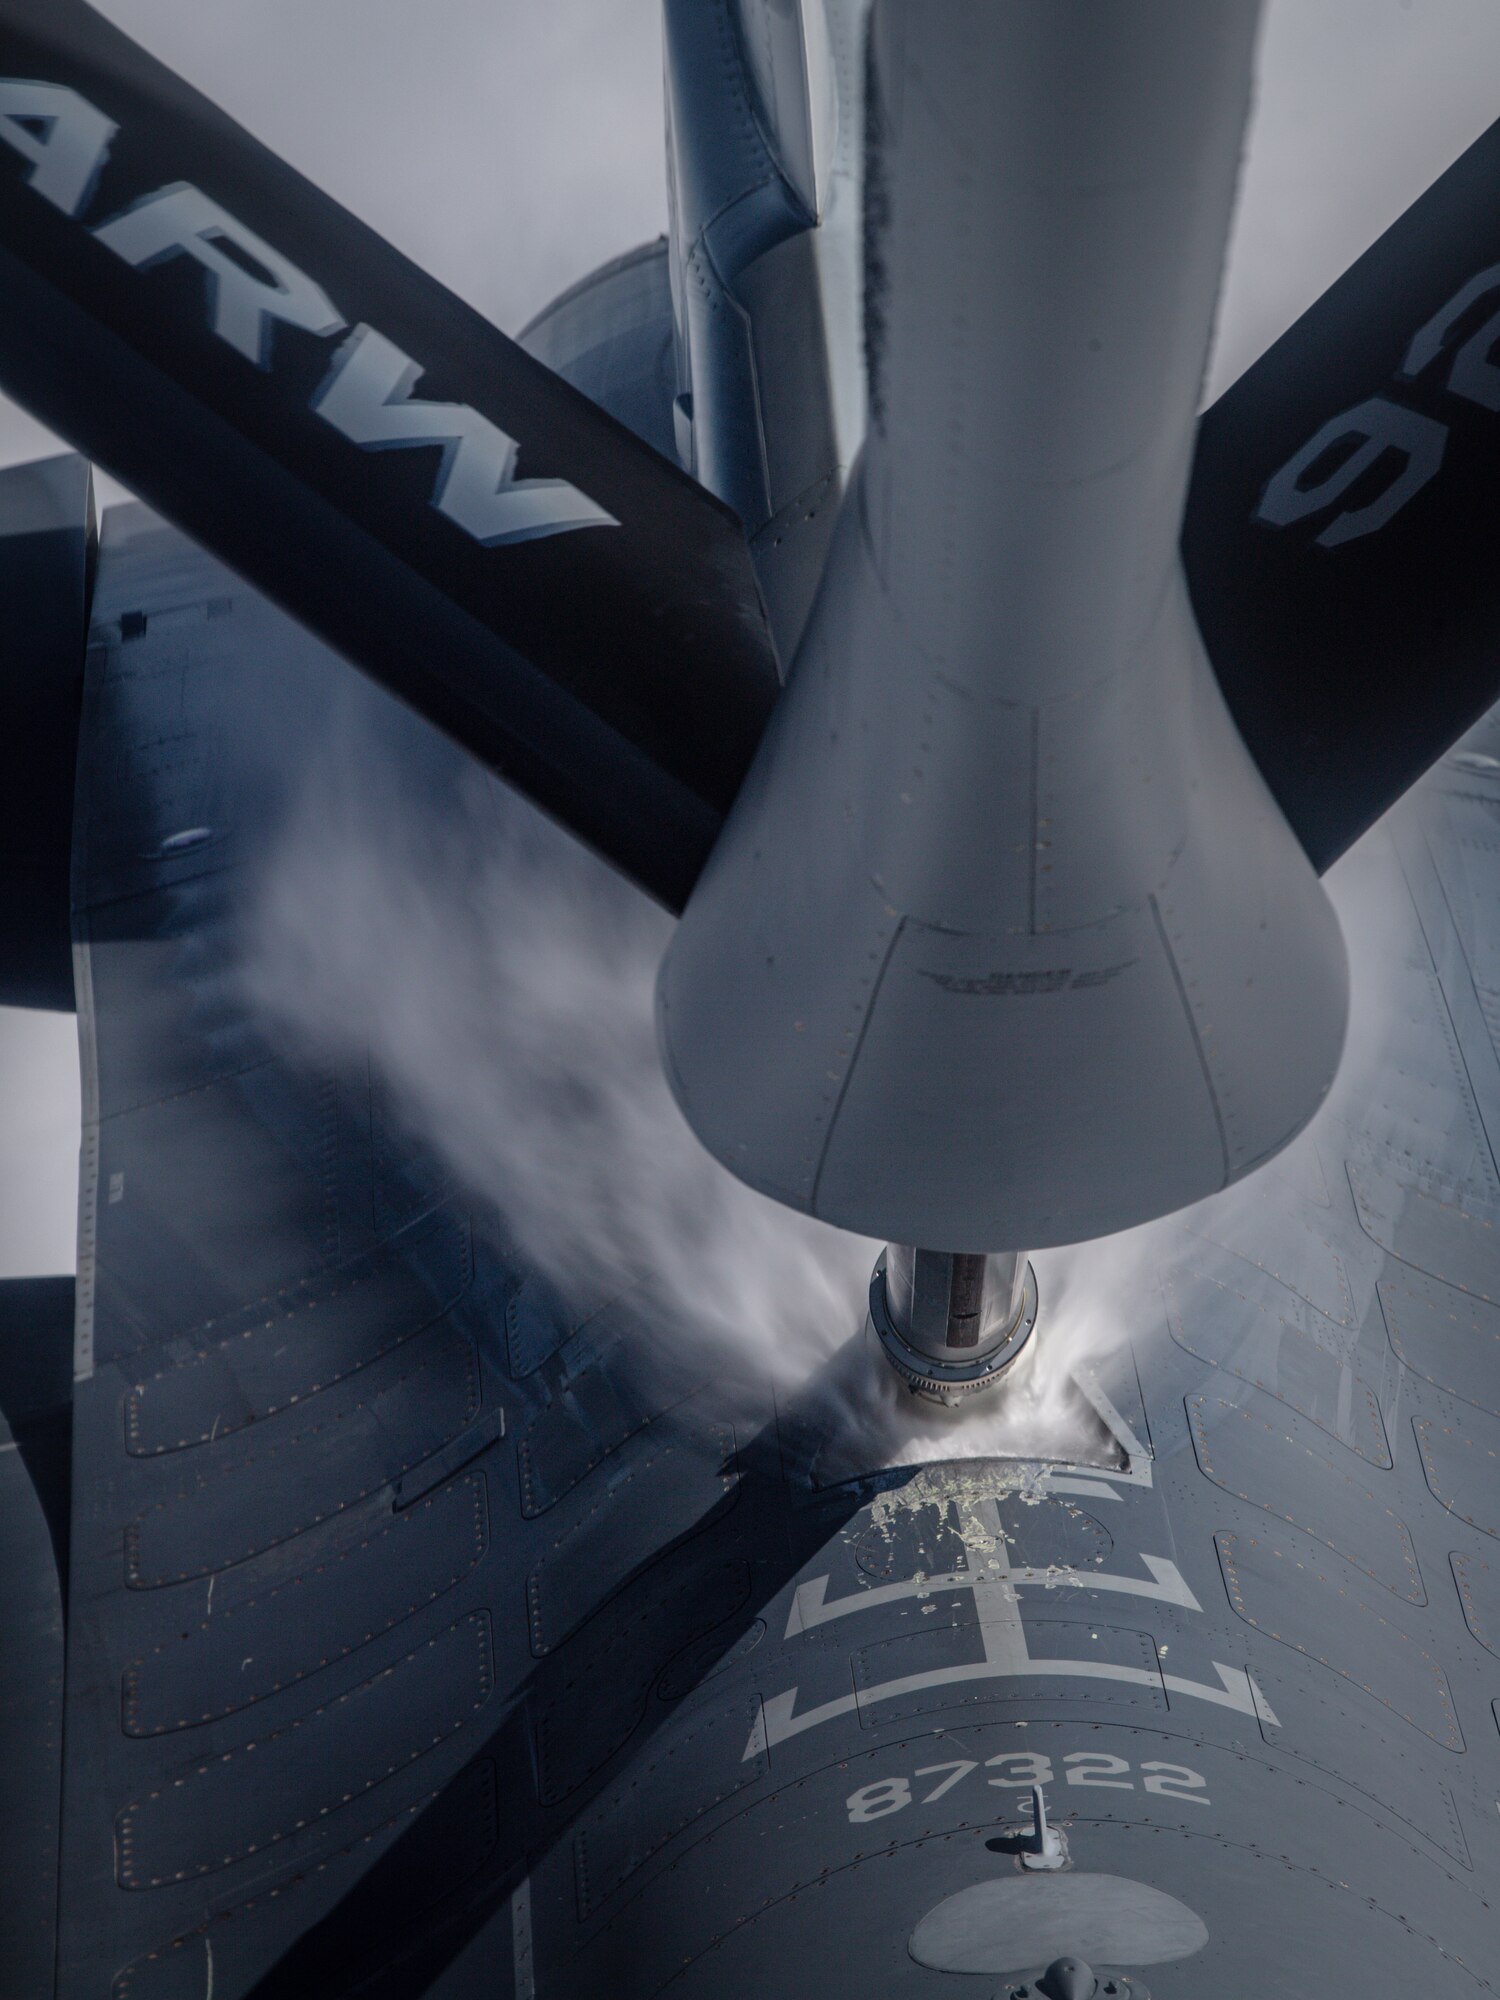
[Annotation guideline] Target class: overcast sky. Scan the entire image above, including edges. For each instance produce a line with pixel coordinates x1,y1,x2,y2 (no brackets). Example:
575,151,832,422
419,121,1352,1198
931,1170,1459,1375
4,0,1500,1275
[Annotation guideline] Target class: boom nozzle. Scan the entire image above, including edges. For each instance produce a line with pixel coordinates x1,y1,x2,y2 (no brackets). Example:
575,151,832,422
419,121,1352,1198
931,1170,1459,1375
870,1245,1037,1405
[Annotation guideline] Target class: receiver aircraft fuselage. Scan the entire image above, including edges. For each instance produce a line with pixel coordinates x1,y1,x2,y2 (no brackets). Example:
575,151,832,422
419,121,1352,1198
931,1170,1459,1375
4,6,1500,1998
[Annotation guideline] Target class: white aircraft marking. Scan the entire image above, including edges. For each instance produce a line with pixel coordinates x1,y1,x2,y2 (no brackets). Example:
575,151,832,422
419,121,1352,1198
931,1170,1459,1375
749,1496,1274,1759
784,1552,1202,1640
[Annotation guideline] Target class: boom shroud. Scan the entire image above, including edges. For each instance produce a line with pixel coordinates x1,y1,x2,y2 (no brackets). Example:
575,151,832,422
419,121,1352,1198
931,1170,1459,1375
658,0,1348,1250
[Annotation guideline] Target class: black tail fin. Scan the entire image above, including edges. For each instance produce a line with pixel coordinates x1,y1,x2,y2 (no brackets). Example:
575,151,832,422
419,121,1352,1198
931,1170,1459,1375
0,1,778,913
0,455,91,1009
1185,113,1500,870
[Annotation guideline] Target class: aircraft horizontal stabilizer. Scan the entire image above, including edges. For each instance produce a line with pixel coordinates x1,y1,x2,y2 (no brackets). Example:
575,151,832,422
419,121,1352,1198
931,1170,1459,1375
0,0,780,910
1185,112,1500,871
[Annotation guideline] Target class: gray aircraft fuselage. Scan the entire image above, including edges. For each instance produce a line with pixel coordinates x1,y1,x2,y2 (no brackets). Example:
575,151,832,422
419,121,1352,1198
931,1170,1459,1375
4,4,1500,1998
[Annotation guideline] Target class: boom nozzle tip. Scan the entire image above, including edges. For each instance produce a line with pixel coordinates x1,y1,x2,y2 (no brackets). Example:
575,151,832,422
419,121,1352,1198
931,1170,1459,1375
870,1245,1037,1405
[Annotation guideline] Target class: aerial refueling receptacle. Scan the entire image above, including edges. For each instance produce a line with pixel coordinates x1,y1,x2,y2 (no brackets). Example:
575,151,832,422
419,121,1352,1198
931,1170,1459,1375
869,1244,1037,1405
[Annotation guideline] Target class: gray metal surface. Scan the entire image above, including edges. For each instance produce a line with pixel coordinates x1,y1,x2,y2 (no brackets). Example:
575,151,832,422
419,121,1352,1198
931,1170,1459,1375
658,1,1349,1250
14,4,1500,1995
59,507,505,1995
37,489,1500,1998
662,0,867,660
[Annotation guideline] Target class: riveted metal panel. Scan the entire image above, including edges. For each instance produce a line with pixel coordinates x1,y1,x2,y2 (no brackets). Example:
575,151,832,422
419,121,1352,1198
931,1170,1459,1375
1188,1393,1423,1600
124,1208,471,1455
533,1557,752,1807
1352,1159,1500,1298
1177,1201,1356,1327
515,1360,713,1518
527,1425,738,1655
1165,1267,1391,1465
1414,1407,1500,1539
854,1618,1167,1728
125,1330,480,1585
123,1472,489,1735
572,1695,766,1919
1216,1533,1462,1749
1250,1651,1471,1864
115,1613,494,1889
1381,1269,1500,1414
